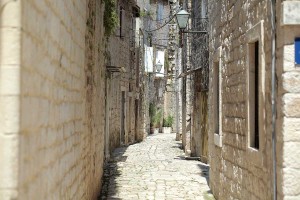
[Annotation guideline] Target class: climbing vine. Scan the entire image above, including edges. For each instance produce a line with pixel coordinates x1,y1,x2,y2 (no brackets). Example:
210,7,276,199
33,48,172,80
103,0,118,37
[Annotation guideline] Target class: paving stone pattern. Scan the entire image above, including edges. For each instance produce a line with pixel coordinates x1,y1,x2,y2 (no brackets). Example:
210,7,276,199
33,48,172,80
99,133,214,200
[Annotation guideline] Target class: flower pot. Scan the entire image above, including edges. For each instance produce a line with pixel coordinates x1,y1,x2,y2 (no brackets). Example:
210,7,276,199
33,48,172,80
162,127,172,133
150,126,155,134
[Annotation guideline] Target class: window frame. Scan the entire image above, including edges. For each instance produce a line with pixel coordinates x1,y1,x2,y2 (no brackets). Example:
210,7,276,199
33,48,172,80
245,20,266,162
119,6,124,38
212,47,223,147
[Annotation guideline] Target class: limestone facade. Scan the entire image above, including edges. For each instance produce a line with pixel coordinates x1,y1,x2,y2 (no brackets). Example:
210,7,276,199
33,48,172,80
0,0,106,199
106,0,144,152
208,0,300,199
189,0,209,160
147,0,174,133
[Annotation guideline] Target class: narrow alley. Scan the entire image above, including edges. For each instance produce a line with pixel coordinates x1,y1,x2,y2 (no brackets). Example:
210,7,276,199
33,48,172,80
99,133,214,200
2,0,300,199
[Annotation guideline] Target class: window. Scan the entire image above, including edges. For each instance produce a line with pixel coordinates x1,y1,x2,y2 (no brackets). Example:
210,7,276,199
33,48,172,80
119,6,124,38
213,61,220,134
246,20,265,152
157,3,163,22
212,47,222,147
201,0,207,18
248,41,260,149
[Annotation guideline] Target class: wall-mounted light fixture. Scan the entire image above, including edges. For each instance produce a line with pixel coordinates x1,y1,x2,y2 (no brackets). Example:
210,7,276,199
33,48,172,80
175,9,207,34
155,60,163,74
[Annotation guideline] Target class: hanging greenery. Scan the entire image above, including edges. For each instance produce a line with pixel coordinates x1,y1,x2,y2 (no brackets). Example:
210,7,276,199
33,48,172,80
103,0,118,37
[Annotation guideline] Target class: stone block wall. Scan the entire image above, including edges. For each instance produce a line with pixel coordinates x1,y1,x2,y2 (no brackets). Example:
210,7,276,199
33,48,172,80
209,0,300,199
1,0,106,199
208,0,273,199
277,1,300,199
107,0,139,148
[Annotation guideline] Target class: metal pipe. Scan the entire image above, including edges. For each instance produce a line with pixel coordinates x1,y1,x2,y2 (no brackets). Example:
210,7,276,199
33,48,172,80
175,49,180,140
105,75,111,160
270,0,277,199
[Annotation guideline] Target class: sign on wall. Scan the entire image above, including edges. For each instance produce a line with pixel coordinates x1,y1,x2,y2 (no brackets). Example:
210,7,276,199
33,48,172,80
295,38,300,65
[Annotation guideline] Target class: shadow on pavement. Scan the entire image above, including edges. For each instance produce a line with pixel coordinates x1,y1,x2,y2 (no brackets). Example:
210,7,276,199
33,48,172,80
197,162,210,185
98,147,128,200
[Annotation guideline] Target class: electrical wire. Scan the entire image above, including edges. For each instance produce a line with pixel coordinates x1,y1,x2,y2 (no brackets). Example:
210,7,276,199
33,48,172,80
145,14,176,33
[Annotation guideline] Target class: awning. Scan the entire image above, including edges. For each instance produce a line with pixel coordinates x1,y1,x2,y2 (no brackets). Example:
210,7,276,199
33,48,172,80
106,65,126,73
177,70,194,79
177,68,202,79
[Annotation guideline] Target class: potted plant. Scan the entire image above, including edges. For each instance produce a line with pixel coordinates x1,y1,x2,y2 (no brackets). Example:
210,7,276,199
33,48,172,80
149,103,162,134
153,109,162,134
149,103,156,134
162,115,174,133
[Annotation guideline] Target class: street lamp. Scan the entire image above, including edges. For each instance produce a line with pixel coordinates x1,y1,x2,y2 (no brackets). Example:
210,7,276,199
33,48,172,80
175,9,207,34
175,10,190,31
156,60,163,74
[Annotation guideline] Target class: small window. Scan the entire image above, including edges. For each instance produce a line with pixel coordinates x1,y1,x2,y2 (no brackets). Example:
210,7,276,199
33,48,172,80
248,41,260,149
212,47,222,147
213,61,220,134
119,7,124,38
156,3,163,22
201,0,207,18
246,20,265,153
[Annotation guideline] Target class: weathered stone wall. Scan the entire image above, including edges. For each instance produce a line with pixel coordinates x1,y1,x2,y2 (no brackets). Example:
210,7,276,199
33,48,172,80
191,72,208,161
209,0,300,199
0,0,106,199
208,0,274,199
107,0,140,148
277,1,300,199
190,0,209,159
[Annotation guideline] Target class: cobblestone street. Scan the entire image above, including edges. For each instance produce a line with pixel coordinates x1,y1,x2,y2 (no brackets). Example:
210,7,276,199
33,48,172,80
99,133,214,200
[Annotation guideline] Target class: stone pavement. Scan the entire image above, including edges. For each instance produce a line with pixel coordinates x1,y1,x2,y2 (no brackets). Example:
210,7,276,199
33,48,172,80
99,133,215,200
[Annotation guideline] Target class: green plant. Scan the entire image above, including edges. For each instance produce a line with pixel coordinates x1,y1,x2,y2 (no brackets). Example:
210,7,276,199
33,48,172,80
103,0,118,36
154,109,162,128
149,103,156,126
163,115,174,127
149,103,162,128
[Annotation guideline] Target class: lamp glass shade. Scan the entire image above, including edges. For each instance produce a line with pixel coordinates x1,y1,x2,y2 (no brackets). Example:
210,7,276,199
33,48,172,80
156,61,163,73
175,10,190,30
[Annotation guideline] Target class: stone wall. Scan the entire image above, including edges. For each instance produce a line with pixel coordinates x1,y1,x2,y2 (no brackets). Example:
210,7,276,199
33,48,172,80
208,0,273,199
107,0,141,149
1,0,106,199
209,0,300,199
190,0,209,159
277,1,300,199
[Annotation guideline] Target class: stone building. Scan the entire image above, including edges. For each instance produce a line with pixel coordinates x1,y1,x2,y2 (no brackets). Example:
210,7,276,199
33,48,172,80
208,0,300,199
146,0,175,133
189,0,209,161
0,0,105,199
105,0,145,158
178,0,194,154
177,0,209,159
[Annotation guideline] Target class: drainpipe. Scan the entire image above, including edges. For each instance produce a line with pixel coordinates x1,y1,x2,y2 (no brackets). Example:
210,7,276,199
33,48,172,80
175,49,180,141
105,75,111,160
270,0,277,199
